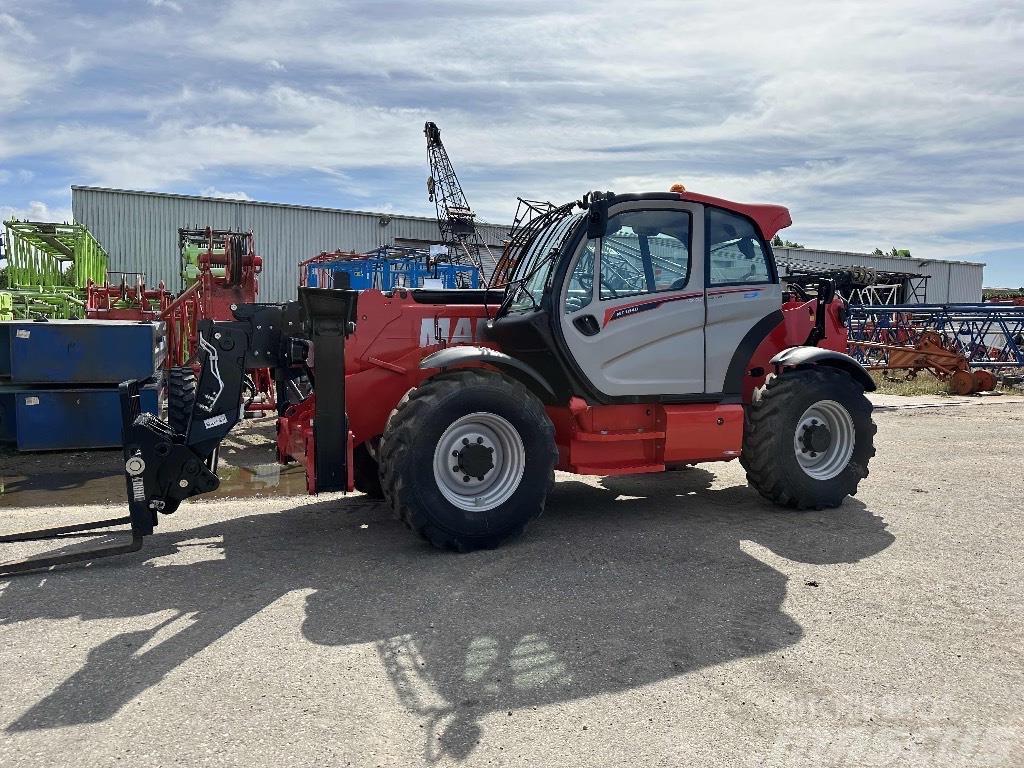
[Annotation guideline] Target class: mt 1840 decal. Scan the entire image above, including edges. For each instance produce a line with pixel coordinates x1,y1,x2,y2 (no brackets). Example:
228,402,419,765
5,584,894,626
603,291,702,325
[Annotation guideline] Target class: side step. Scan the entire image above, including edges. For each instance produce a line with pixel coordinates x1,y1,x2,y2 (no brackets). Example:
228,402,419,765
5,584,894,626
567,427,666,476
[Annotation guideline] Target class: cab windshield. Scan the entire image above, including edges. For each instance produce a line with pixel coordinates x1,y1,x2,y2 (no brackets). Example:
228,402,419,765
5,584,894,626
505,212,585,312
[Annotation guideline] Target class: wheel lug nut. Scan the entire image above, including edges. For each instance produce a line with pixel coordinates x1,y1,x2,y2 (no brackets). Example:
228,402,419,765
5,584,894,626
462,438,469,446
476,437,483,444
452,466,460,472
452,450,459,458
463,475,470,482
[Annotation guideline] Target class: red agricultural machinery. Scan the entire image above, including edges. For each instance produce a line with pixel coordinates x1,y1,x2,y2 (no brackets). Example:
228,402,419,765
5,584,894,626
168,227,276,420
85,272,171,321
177,228,262,321
849,330,997,395
83,228,276,427
84,228,265,367
1,188,878,574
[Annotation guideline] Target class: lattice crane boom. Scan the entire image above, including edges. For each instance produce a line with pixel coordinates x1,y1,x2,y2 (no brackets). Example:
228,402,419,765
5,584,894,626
424,121,494,285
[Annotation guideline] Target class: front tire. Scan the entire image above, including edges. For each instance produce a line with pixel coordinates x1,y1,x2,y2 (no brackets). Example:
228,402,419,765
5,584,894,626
741,367,875,509
379,369,557,551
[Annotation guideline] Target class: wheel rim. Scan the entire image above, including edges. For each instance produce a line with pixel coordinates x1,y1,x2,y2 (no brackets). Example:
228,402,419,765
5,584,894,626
432,412,526,512
792,399,856,481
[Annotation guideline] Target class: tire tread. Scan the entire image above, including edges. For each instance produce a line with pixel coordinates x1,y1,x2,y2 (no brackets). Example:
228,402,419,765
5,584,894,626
167,366,197,437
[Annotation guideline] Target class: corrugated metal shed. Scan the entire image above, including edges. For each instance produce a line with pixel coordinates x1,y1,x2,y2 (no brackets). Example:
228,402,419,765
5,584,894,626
72,186,510,303
772,247,984,303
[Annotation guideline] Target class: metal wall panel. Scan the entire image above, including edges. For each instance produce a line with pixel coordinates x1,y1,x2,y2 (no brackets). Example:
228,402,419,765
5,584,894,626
944,262,985,303
72,187,511,303
772,247,984,303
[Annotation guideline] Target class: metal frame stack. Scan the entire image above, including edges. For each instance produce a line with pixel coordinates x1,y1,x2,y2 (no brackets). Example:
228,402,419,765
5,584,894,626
847,304,1024,370
777,251,928,305
1,220,108,319
300,246,480,291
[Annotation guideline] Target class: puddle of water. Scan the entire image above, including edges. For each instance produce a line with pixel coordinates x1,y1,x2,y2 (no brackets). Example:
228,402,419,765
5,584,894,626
0,454,312,508
211,462,309,499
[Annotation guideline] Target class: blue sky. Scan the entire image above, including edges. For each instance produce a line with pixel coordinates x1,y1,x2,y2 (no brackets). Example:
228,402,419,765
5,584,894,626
1,0,1022,286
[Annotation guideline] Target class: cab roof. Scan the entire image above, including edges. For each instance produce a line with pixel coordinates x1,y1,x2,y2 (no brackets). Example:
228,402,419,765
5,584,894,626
677,190,792,241
598,190,793,241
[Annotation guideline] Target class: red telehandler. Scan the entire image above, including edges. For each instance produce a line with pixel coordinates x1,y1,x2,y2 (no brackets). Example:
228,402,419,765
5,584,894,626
0,188,876,574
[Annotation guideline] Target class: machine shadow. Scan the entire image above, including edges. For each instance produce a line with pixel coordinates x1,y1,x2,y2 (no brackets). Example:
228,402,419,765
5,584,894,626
0,468,894,762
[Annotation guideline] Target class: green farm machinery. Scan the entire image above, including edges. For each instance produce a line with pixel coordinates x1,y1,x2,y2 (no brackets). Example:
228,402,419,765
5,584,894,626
1,219,109,320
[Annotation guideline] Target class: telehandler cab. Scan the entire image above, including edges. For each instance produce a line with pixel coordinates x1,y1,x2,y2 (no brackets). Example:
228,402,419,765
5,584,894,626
0,188,876,574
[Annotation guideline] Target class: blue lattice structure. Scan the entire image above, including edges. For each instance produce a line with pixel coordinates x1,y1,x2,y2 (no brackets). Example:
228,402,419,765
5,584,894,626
847,304,1024,370
301,246,480,291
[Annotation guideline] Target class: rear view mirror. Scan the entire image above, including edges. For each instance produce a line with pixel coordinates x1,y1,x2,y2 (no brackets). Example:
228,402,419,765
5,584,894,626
587,196,609,239
818,278,837,304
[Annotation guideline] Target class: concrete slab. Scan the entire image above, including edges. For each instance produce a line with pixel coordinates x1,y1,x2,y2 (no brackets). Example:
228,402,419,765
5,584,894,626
0,405,1020,767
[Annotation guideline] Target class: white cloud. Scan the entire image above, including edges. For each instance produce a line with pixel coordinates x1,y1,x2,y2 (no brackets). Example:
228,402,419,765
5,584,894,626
0,0,1021,268
148,0,183,12
0,12,35,44
198,187,252,201
0,54,46,102
0,15,93,104
0,200,73,223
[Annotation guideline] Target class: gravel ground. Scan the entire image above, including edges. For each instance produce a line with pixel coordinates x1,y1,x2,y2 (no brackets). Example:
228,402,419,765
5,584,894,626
0,400,1021,767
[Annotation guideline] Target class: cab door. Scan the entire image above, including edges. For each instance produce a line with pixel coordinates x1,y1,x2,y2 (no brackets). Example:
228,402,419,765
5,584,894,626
558,201,706,397
703,206,782,393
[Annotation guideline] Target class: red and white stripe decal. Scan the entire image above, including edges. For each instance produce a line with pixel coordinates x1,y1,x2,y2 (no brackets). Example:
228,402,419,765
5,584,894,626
601,286,765,326
603,291,702,326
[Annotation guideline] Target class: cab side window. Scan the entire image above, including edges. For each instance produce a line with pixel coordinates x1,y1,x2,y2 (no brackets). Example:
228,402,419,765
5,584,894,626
564,242,597,314
706,208,772,286
597,209,691,301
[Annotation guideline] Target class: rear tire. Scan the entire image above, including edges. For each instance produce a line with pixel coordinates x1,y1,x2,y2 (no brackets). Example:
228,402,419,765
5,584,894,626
379,369,557,551
741,367,875,509
167,367,197,438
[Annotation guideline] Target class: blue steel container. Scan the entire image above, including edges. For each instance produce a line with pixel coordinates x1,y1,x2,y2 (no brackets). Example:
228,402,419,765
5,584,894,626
0,320,166,385
0,382,160,451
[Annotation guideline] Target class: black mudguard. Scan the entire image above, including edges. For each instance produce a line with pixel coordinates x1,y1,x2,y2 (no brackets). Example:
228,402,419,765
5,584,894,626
770,346,876,391
420,345,557,401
